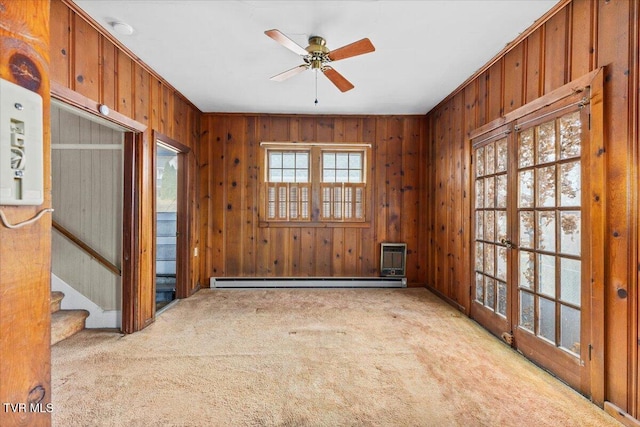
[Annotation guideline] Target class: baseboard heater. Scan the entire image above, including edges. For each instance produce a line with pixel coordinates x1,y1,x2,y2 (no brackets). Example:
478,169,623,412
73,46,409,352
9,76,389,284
210,277,407,288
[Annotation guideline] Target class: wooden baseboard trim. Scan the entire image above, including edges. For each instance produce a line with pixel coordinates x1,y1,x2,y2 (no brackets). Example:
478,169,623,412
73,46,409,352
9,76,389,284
605,402,640,427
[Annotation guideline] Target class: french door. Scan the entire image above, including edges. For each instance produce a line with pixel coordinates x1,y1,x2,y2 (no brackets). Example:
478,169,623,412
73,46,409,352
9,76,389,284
471,92,592,394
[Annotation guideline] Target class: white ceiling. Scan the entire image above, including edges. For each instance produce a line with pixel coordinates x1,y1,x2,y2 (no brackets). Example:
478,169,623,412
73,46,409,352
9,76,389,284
74,0,558,116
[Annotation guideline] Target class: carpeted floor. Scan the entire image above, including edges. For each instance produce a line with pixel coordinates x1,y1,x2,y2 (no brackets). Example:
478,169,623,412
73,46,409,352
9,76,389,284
51,288,619,426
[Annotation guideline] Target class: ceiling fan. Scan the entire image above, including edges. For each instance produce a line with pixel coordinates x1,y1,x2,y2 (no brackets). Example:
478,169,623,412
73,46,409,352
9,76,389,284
265,29,375,93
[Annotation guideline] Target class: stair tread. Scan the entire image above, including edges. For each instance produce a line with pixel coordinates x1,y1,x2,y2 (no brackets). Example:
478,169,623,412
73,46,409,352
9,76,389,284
50,291,65,313
52,309,89,345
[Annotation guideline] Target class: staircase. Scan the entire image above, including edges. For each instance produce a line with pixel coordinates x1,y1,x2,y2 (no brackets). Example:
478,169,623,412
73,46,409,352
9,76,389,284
51,291,89,345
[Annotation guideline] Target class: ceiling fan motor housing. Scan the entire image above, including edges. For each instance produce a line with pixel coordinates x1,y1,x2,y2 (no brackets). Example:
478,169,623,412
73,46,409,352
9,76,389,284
306,36,329,69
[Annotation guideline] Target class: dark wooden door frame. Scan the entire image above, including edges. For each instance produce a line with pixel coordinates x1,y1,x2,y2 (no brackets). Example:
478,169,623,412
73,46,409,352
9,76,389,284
51,82,147,334
153,131,191,301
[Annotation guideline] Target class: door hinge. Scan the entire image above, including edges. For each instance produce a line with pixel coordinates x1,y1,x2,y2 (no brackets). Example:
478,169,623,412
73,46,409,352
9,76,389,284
588,344,593,361
588,113,591,130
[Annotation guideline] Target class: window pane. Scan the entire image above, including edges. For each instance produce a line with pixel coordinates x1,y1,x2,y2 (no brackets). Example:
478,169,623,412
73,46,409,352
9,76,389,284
323,169,335,182
296,152,308,168
560,111,581,159
496,138,508,172
323,153,335,168
336,153,349,168
560,258,581,307
538,297,556,342
486,142,495,175
496,175,507,208
560,211,581,256
296,170,308,182
269,170,282,182
560,161,581,207
560,305,581,356
349,153,362,169
476,179,485,209
497,281,507,317
518,170,534,208
484,210,495,242
269,152,282,168
519,211,534,249
537,211,556,251
485,278,495,310
538,254,556,298
519,129,534,168
485,176,495,208
520,291,534,332
476,273,484,303
476,147,485,176
537,121,556,164
349,170,362,183
519,250,534,290
336,169,349,182
536,165,556,207
496,211,507,243
282,153,295,168
476,211,484,240
282,169,295,182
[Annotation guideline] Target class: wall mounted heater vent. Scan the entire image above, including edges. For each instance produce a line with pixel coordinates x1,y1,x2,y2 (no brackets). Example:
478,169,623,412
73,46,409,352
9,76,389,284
380,243,407,277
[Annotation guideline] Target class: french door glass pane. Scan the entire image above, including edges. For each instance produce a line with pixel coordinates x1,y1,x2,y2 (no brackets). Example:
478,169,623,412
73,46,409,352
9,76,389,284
496,138,508,172
515,109,583,359
486,142,495,175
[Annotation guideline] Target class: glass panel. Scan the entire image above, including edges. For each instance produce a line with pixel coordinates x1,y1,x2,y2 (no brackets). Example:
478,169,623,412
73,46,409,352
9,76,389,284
497,281,507,317
496,211,507,243
520,291,534,332
538,254,556,297
475,179,484,209
476,211,484,240
475,273,484,303
323,152,335,168
296,170,308,182
296,152,308,168
282,169,295,182
486,142,495,175
560,258,581,307
496,174,507,208
518,170,534,208
519,251,535,290
560,211,581,256
560,111,581,159
336,169,349,182
484,211,495,242
560,305,581,356
476,147,485,176
485,278,495,310
282,153,295,168
519,211,534,249
484,244,495,276
475,242,484,272
349,170,362,183
497,246,507,281
519,128,534,168
269,152,282,168
324,169,335,182
537,120,556,164
560,161,581,207
537,211,556,251
538,297,556,342
536,165,556,207
336,153,349,168
349,153,362,169
496,138,508,172
485,176,495,208
269,170,282,182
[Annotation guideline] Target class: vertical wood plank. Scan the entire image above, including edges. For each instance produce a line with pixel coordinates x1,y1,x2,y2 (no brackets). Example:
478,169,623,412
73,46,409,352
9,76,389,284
525,28,544,103
50,0,70,87
544,6,569,93
570,0,596,80
503,44,525,114
101,37,117,110
487,60,503,121
133,63,150,125
73,14,100,100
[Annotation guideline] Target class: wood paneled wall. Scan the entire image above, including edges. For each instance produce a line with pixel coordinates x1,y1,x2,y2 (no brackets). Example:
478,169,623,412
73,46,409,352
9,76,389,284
423,0,640,417
0,1,52,426
49,0,202,329
199,114,427,285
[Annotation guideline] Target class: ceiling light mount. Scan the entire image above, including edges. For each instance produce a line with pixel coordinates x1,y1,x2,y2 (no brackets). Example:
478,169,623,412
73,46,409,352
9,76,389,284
110,21,134,36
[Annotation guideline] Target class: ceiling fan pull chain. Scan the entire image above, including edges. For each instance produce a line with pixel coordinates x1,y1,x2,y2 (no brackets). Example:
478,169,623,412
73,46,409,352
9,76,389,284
314,69,319,105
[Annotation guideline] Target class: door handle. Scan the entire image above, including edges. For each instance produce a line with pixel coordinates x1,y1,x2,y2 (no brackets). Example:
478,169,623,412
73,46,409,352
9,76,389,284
500,238,517,249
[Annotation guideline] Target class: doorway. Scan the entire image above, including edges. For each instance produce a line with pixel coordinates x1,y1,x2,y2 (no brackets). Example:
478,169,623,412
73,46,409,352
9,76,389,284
470,90,594,395
154,134,190,312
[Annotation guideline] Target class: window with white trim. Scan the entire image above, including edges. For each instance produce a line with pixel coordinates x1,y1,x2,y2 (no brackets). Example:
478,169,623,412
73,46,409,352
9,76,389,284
261,143,368,224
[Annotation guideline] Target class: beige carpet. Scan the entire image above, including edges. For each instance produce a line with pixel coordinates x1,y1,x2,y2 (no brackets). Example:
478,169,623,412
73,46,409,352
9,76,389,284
52,288,618,426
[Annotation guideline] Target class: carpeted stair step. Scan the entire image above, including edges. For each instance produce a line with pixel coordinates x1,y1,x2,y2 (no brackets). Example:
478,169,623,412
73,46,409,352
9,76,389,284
51,291,64,313
52,309,89,345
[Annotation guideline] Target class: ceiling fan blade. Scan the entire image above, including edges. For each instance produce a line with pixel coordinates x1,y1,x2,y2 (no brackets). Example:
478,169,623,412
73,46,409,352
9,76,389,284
328,38,375,62
265,29,308,56
322,67,354,92
270,64,308,82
